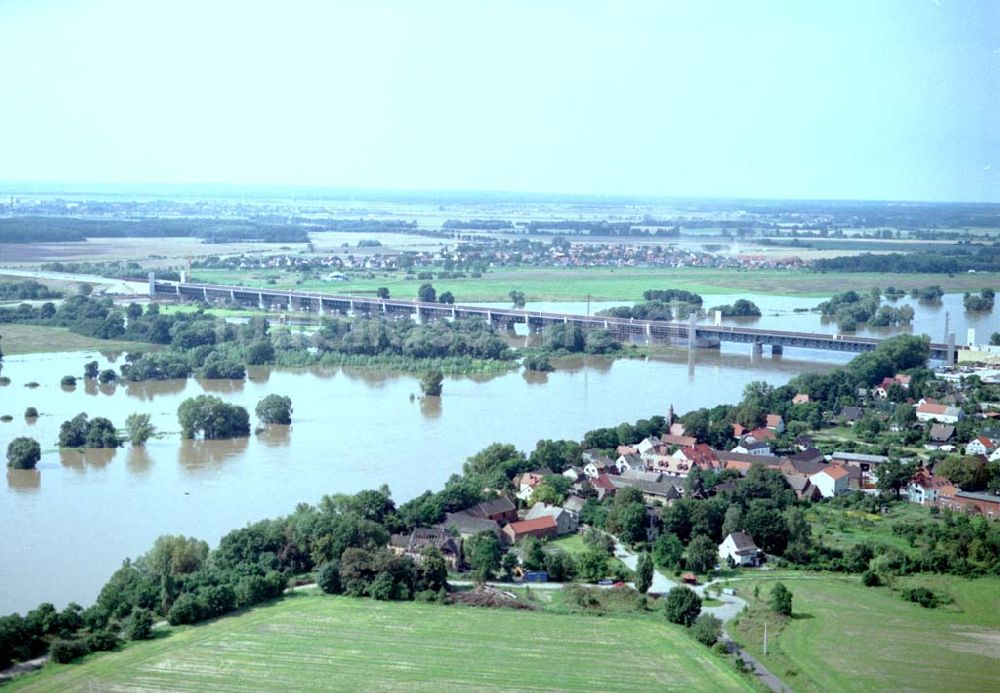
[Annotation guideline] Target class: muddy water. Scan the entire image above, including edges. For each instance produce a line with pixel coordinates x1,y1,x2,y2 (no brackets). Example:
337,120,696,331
0,345,845,614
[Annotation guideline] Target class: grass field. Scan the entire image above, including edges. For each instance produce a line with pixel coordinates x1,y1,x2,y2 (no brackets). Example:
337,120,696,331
188,266,1000,302
12,591,754,692
726,573,1000,693
806,502,941,558
0,324,148,355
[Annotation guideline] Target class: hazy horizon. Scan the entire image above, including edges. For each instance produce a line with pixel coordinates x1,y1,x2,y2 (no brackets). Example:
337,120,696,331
2,1,998,203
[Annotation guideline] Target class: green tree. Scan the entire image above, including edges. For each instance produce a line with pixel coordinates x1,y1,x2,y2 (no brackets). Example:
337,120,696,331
125,413,155,447
83,360,99,379
936,456,989,491
721,505,744,538
509,290,526,308
316,561,343,594
417,283,436,302
420,369,443,397
664,586,702,626
635,553,654,594
84,417,119,448
438,291,455,304
418,547,448,592
520,536,547,571
652,532,684,569
376,287,390,299
177,395,250,439
877,458,915,498
743,500,790,554
691,613,722,645
770,582,793,616
6,437,41,470
255,394,293,425
124,607,154,641
685,534,718,573
464,531,501,583
990,332,1000,347
576,549,610,582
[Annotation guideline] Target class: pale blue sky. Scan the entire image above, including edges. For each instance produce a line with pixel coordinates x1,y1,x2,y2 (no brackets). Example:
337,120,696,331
1,0,997,201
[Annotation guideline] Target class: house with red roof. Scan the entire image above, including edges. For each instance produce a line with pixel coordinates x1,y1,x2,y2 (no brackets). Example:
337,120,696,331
809,465,850,498
501,515,558,544
966,436,997,457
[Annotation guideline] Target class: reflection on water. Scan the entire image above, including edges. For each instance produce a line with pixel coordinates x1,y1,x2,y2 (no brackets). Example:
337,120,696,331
255,424,291,448
58,447,118,471
98,383,118,397
198,378,245,394
522,370,549,385
7,469,40,492
178,437,250,471
98,351,125,363
419,396,442,419
84,380,98,396
126,447,154,475
247,366,271,384
123,378,189,401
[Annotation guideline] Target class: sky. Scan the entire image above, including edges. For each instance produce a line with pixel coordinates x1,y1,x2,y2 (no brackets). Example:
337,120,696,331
1,0,998,202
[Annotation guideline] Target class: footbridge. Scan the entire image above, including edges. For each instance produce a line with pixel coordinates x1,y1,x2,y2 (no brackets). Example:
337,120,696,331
148,277,960,363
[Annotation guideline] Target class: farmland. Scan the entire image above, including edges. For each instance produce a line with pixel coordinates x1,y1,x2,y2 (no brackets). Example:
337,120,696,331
11,591,755,692
726,573,1000,693
187,266,1000,302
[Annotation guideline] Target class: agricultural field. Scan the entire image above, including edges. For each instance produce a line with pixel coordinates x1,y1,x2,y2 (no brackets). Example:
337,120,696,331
0,324,147,355
725,573,1000,692
187,266,1000,302
11,591,755,692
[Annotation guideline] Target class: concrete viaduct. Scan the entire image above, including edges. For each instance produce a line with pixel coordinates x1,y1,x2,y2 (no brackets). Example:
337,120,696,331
149,277,960,363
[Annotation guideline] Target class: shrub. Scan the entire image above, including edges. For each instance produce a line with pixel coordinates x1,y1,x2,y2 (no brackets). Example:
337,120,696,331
124,607,154,641
61,375,77,387
317,561,343,595
24,407,38,418
861,570,881,587
770,582,793,616
167,593,205,625
902,587,938,608
664,586,702,626
6,437,41,470
49,638,90,664
85,629,121,652
691,614,723,646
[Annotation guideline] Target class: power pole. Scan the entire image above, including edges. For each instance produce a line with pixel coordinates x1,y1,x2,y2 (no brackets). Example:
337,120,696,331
763,621,767,656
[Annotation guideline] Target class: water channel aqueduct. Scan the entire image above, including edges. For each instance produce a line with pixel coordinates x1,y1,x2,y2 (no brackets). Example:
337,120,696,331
149,276,961,363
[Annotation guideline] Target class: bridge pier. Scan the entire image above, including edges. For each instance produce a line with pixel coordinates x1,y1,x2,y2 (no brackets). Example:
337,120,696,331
771,344,783,356
752,342,763,357
202,287,209,301
258,292,265,310
688,314,696,353
645,323,652,345
148,272,155,297
947,333,955,365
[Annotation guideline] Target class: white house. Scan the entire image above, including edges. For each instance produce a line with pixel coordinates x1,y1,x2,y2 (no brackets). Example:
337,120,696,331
966,436,997,457
615,454,646,475
907,471,952,506
718,531,761,567
732,439,772,456
525,502,579,535
809,465,850,498
915,402,964,424
583,456,616,479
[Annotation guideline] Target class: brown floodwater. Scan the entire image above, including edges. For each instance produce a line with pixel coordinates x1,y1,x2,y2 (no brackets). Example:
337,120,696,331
0,344,849,614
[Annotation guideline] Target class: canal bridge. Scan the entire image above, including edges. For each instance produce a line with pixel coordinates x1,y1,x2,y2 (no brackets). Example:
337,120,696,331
148,277,960,363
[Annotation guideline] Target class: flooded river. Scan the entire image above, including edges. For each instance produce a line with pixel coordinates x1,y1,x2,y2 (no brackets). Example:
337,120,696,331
1,345,843,614
0,291,990,614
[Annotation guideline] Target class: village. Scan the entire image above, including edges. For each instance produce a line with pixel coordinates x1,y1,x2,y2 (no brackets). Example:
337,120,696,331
386,370,1000,582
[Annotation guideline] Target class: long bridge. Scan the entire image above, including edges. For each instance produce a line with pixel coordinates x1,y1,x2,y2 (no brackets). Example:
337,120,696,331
148,277,960,363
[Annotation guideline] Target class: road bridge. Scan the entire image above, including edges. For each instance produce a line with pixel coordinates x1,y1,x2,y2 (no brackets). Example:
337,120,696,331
148,277,960,363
